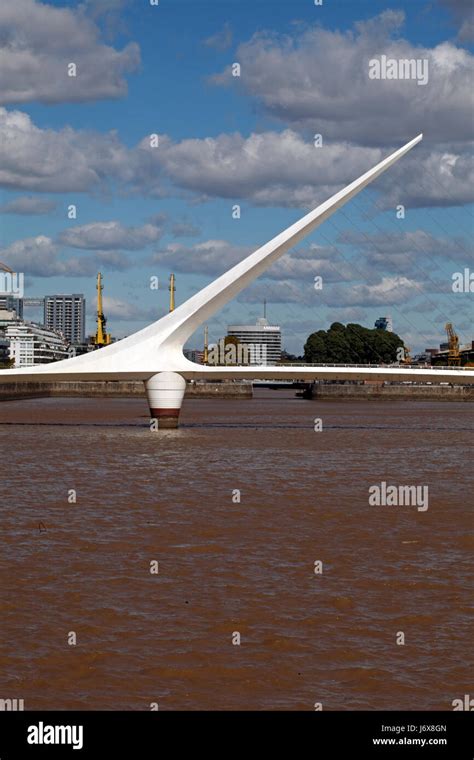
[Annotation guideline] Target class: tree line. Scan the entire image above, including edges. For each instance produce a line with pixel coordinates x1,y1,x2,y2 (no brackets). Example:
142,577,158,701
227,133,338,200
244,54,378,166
294,322,405,364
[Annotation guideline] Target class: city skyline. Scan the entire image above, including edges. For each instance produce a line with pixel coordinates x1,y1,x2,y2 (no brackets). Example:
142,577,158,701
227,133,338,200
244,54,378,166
7,278,470,357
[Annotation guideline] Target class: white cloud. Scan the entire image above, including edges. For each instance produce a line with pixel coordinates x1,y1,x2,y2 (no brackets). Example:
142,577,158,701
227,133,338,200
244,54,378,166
151,239,356,282
212,11,473,146
171,222,201,238
0,0,139,105
102,295,157,322
203,22,233,51
240,274,423,308
266,244,356,282
1,108,472,209
59,221,163,250
0,195,56,214
149,129,382,206
0,108,129,192
0,236,59,276
153,129,474,208
151,240,247,274
328,276,423,307
0,235,130,276
239,279,318,306
377,147,474,208
337,229,474,275
0,8,471,215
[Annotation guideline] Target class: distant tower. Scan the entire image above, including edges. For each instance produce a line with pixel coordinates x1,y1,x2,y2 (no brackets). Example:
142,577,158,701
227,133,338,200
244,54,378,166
169,273,176,313
93,273,111,347
204,325,209,365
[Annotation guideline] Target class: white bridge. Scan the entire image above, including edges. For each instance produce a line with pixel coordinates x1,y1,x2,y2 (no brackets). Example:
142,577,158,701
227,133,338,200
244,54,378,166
1,133,472,426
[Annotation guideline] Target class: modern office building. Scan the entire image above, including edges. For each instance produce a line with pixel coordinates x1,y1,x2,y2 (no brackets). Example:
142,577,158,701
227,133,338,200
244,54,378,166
227,317,282,365
374,316,393,332
0,295,23,319
0,335,10,365
183,348,204,364
6,322,69,367
44,294,85,344
67,343,95,358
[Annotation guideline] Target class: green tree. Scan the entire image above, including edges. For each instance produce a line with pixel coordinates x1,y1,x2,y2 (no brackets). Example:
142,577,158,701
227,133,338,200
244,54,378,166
303,322,404,364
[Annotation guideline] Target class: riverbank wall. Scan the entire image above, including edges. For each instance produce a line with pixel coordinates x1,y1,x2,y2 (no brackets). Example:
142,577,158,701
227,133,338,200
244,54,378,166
308,383,474,401
0,380,253,401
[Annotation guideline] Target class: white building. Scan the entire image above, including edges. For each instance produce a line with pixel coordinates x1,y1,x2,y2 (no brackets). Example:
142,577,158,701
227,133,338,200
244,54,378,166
0,308,17,325
6,322,69,367
227,318,282,365
0,296,23,319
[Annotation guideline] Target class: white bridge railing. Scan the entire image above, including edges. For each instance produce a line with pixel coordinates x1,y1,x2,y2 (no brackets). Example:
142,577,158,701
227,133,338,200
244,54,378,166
276,363,470,371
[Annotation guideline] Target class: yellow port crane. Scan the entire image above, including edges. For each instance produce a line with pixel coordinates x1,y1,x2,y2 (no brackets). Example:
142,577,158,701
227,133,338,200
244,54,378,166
204,325,209,365
169,273,176,312
92,272,112,347
445,322,460,366
402,345,412,365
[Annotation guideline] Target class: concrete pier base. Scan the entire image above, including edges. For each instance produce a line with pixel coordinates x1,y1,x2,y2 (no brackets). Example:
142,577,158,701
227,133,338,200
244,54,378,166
145,372,186,429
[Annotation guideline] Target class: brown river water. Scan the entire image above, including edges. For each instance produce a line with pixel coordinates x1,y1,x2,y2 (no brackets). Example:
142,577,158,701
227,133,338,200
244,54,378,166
0,391,472,710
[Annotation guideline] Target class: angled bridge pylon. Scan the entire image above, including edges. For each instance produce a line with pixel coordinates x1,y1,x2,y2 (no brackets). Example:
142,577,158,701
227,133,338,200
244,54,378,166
1,134,470,427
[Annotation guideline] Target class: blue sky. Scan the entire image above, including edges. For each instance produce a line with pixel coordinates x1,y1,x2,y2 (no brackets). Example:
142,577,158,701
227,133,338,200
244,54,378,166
0,0,472,354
